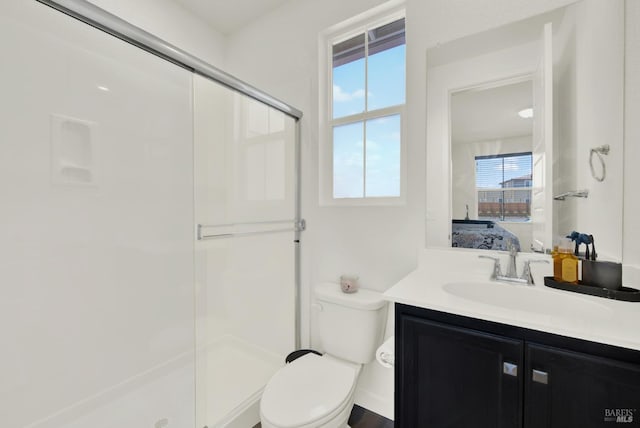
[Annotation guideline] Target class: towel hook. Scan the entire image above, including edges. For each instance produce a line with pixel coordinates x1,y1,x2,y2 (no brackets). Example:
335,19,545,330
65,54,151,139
589,144,609,182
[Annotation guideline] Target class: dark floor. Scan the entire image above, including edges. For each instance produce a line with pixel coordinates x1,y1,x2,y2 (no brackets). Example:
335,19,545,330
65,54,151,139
348,405,394,428
252,404,393,427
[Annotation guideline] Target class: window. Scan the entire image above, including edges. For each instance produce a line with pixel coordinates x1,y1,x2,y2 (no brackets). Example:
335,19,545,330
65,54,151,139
476,152,532,222
324,14,406,202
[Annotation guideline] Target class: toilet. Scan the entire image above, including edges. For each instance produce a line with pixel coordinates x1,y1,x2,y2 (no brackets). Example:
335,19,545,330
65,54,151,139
260,282,387,428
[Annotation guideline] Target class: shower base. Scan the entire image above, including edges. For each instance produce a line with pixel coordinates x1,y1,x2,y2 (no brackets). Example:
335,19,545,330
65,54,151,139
198,335,283,428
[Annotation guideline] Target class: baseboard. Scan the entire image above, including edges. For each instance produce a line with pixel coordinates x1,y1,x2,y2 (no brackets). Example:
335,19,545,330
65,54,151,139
354,387,394,421
623,264,640,287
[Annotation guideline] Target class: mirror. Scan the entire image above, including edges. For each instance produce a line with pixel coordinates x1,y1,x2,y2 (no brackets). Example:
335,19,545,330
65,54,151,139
451,79,534,251
425,0,625,259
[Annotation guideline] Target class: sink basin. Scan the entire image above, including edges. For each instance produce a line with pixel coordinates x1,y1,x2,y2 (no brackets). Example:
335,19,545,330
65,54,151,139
443,281,612,320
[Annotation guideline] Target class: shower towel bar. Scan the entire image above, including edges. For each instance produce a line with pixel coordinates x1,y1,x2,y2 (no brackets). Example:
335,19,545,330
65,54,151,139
199,219,295,229
198,227,295,240
197,220,305,240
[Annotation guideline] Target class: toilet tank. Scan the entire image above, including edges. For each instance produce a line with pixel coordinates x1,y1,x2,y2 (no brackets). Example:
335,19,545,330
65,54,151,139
314,283,387,364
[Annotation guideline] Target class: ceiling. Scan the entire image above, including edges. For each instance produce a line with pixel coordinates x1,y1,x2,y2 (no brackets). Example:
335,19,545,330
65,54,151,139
173,0,291,34
451,80,533,145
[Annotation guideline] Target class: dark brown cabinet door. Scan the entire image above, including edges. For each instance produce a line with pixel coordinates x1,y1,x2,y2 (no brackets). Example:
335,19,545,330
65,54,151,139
525,343,640,428
397,316,523,428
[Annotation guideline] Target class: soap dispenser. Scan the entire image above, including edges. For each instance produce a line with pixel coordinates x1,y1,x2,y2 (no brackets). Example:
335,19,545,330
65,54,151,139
553,237,578,284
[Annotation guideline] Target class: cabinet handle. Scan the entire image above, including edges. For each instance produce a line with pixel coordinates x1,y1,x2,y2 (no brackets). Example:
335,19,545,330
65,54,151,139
503,362,518,377
532,369,549,384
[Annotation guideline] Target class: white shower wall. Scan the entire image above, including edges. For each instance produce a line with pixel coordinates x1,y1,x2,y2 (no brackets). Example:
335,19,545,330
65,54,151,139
0,2,195,427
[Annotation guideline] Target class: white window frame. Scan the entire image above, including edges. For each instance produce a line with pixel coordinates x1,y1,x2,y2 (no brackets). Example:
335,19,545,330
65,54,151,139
319,4,406,206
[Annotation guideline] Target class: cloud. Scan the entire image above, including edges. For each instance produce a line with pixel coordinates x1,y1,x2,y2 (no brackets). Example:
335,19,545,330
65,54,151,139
333,85,366,102
366,139,380,150
338,155,363,168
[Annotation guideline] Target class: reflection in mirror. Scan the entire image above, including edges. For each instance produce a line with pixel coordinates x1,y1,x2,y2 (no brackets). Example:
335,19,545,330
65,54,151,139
451,80,534,251
425,0,625,258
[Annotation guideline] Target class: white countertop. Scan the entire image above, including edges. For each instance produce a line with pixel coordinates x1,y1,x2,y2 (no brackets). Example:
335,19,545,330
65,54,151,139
383,248,640,352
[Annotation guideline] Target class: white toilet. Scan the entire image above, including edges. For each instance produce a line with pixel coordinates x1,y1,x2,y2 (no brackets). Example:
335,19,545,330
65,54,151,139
260,282,387,428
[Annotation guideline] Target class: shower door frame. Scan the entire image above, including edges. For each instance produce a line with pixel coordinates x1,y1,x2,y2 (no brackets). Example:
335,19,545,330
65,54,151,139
35,0,304,350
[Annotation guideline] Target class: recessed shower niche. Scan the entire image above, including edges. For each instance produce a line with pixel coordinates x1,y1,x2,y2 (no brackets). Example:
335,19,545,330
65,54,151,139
51,114,95,185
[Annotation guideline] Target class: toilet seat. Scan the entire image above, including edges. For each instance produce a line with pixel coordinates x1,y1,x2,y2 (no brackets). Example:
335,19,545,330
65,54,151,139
260,353,360,428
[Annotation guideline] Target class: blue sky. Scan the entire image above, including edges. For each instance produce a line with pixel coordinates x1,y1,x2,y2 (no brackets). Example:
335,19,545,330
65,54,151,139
333,115,401,198
332,45,406,118
332,45,405,198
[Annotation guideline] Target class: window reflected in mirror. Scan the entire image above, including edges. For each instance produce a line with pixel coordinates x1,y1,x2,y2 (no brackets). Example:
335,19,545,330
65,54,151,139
476,152,532,222
451,79,533,251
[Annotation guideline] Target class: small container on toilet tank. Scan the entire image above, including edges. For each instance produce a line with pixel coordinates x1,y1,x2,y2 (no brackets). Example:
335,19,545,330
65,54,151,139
340,274,359,293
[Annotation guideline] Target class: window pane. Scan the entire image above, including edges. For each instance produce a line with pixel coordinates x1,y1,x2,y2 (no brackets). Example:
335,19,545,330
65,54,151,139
476,153,532,221
368,18,405,110
502,154,532,185
365,115,401,197
476,157,504,189
332,34,365,119
333,122,364,198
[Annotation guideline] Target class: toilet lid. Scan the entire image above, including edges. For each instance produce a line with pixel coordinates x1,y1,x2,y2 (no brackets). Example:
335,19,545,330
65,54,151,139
261,354,358,428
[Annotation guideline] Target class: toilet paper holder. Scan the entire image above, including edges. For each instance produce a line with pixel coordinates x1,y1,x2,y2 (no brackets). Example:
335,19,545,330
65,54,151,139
376,336,395,368
378,351,395,367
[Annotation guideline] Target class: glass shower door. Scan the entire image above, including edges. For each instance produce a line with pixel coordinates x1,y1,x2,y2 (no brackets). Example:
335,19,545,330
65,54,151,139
193,75,298,427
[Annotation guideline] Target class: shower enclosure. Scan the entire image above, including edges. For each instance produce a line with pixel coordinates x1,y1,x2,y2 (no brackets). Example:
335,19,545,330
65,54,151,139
0,1,302,427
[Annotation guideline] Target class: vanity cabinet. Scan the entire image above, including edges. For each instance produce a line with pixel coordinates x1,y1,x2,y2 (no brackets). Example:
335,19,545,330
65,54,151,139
396,304,640,428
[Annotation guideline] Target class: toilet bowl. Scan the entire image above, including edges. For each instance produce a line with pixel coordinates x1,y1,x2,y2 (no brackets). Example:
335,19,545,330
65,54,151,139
260,283,387,428
260,353,361,428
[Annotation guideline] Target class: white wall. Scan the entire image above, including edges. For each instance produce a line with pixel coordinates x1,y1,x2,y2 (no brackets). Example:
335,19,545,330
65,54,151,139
573,0,625,261
87,0,226,67
623,1,640,285
1,2,194,427
553,4,578,242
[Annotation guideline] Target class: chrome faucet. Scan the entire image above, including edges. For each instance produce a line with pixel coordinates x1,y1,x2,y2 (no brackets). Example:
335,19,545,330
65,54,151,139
478,255,502,280
506,240,519,279
478,250,549,285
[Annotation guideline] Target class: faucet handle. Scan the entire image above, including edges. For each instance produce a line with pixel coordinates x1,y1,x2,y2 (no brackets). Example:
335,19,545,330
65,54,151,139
521,259,550,285
478,255,503,279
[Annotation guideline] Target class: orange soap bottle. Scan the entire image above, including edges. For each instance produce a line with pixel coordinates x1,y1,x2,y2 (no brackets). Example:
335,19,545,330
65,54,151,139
553,238,578,284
